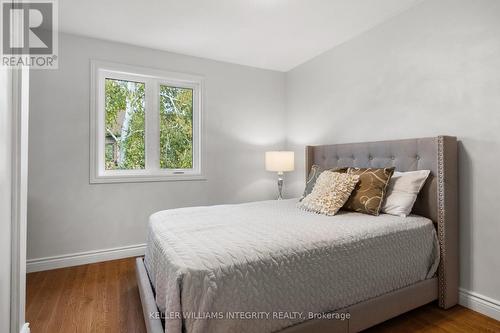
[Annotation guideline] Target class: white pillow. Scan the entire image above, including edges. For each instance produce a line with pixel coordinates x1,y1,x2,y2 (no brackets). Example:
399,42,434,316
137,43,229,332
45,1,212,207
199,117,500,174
381,170,430,217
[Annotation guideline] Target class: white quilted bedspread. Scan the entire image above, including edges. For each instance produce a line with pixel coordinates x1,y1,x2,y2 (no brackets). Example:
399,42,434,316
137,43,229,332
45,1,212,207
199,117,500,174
144,199,439,333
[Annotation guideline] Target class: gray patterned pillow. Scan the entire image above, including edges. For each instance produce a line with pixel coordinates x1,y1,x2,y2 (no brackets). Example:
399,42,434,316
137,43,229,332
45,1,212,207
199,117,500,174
302,165,322,199
298,171,360,216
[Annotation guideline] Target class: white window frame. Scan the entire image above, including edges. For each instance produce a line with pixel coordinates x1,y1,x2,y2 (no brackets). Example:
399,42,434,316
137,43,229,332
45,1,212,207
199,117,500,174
90,60,205,183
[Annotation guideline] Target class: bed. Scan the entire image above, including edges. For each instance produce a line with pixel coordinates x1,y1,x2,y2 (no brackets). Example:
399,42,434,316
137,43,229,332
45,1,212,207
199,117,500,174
136,136,458,333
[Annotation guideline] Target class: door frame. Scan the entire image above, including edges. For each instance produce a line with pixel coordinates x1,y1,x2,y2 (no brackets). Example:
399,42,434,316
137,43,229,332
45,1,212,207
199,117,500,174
10,66,30,333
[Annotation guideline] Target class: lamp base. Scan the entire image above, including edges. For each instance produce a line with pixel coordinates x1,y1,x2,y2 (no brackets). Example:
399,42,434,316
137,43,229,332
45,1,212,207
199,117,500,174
277,172,284,200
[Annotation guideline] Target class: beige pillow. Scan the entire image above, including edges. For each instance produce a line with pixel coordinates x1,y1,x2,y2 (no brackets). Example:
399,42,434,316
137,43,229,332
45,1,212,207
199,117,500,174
301,165,348,200
298,171,359,216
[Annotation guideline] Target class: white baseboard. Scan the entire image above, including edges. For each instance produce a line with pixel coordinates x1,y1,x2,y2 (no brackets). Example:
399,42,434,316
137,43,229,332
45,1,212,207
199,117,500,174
459,288,500,321
26,243,146,273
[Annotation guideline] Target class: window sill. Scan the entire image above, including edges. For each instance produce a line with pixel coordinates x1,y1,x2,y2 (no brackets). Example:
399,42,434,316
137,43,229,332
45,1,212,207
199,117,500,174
90,173,207,184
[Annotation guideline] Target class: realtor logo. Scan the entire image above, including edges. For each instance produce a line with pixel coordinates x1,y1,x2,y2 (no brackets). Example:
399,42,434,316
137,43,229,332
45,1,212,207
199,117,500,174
1,0,58,69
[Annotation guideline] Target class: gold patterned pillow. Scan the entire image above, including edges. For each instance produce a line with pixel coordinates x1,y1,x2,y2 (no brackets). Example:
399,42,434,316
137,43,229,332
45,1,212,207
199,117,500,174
342,167,395,215
298,171,360,216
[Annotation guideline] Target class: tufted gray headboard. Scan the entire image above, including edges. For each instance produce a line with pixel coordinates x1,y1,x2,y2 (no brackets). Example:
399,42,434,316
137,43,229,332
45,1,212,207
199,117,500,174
305,136,458,309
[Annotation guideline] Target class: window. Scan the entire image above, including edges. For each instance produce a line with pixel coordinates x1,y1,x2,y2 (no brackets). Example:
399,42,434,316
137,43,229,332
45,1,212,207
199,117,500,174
105,79,146,170
90,61,204,183
159,85,194,169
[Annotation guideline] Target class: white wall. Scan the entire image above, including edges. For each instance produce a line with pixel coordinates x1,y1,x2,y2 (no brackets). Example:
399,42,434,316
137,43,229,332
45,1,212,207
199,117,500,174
0,68,12,333
28,33,286,260
286,0,500,305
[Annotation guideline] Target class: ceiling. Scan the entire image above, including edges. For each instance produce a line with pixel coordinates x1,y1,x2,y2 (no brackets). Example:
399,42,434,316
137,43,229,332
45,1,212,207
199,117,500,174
59,0,422,72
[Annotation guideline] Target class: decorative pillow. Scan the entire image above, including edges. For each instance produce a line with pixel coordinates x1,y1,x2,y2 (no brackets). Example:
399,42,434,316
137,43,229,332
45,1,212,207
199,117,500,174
302,165,323,199
298,171,359,216
302,165,348,199
381,170,431,217
343,167,395,216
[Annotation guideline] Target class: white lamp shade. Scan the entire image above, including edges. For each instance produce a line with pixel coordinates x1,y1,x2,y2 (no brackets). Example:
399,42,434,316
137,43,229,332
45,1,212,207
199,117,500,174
265,151,294,172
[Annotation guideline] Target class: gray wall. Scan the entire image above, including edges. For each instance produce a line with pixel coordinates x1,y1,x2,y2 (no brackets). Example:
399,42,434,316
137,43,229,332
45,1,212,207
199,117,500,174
285,0,500,301
28,33,286,259
0,68,12,333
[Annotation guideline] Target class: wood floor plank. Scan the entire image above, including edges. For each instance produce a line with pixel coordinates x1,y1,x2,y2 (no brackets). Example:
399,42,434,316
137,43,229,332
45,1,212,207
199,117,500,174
30,268,69,332
91,261,107,332
44,265,79,333
26,258,499,333
60,264,90,333
104,258,120,333
26,271,47,320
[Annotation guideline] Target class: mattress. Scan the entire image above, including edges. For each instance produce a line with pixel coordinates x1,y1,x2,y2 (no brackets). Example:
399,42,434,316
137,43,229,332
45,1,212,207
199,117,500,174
144,199,439,333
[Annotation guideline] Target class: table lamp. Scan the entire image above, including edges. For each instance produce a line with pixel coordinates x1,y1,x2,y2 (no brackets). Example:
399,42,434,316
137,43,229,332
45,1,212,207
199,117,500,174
265,151,295,200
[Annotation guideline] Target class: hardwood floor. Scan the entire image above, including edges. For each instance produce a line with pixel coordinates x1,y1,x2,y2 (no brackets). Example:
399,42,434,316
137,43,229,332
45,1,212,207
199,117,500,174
27,258,500,333
27,258,146,333
366,303,500,333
